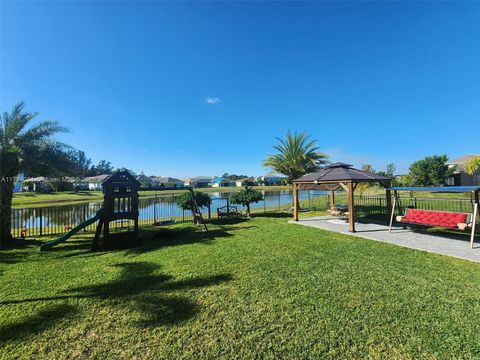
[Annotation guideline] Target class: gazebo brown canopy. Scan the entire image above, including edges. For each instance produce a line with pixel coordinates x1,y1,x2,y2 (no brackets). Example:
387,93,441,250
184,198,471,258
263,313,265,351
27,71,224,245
292,163,393,232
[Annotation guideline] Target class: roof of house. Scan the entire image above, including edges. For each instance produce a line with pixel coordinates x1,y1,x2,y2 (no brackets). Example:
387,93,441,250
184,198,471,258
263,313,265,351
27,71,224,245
237,177,255,182
264,172,285,178
191,176,212,182
24,176,46,182
84,174,110,183
448,154,480,165
212,177,235,183
294,162,392,183
136,174,153,182
152,177,184,183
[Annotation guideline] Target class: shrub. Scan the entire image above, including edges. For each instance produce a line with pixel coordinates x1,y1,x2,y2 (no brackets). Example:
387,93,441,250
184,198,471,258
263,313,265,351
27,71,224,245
230,186,263,217
39,180,56,193
56,181,74,192
175,191,211,211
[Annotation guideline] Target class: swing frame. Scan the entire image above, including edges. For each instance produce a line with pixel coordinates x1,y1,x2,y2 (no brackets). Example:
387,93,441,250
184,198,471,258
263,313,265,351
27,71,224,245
387,186,480,249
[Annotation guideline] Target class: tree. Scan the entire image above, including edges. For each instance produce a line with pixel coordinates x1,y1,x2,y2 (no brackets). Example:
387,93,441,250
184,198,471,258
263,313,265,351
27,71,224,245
86,160,115,176
408,155,454,187
395,173,413,187
68,150,92,177
376,163,396,178
1,102,73,245
230,186,263,217
386,163,396,177
362,164,374,174
357,164,375,195
220,173,249,181
175,191,211,224
95,160,114,174
116,167,136,176
263,130,328,183
465,156,480,175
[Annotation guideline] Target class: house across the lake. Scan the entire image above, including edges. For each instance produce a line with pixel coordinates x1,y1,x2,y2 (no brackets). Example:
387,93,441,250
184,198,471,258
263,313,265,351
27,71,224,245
211,177,235,187
23,176,47,192
151,177,185,188
82,175,110,190
136,174,155,188
236,177,256,187
260,172,286,185
183,176,212,188
446,154,480,186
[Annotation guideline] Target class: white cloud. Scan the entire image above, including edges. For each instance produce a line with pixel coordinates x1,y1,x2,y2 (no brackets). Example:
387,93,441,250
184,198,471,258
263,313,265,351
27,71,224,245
204,96,220,105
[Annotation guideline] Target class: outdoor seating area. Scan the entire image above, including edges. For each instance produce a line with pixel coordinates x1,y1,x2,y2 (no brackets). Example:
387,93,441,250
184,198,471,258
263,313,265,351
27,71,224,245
328,205,348,219
291,215,480,263
291,167,479,252
388,186,479,248
396,209,468,229
292,162,393,232
217,205,241,218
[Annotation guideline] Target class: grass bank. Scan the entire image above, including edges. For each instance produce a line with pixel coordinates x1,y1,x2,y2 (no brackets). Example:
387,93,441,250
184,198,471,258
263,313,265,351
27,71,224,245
12,186,291,208
1,215,480,358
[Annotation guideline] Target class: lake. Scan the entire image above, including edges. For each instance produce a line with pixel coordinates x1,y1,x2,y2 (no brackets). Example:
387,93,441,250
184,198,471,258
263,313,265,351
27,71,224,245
11,190,331,237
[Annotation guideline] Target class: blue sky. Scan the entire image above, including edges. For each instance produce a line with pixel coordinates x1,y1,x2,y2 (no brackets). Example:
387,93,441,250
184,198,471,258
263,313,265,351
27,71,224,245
1,1,479,177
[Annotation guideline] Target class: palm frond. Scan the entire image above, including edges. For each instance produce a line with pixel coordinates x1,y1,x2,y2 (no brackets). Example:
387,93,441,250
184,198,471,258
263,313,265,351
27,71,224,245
16,120,68,146
263,130,329,181
1,102,70,177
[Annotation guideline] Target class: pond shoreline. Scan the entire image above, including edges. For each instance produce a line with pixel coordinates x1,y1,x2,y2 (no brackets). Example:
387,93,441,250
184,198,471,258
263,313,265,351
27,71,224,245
13,186,292,209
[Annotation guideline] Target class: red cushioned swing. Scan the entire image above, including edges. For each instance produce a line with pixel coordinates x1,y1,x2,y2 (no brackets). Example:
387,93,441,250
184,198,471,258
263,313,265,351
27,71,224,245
387,186,479,249
399,209,468,229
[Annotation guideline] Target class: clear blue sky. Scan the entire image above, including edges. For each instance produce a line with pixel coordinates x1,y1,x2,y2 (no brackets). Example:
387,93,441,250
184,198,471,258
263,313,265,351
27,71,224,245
1,1,479,177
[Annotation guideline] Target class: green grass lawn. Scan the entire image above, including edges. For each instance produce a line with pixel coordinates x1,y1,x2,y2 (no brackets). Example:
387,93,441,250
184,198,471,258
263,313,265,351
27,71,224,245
361,185,473,199
12,186,291,208
1,215,480,359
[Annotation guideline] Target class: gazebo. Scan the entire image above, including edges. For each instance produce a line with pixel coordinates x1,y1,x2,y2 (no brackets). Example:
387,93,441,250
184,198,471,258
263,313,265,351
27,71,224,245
292,163,393,232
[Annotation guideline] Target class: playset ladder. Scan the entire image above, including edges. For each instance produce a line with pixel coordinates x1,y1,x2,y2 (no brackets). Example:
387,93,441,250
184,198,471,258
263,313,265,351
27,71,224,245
188,188,208,232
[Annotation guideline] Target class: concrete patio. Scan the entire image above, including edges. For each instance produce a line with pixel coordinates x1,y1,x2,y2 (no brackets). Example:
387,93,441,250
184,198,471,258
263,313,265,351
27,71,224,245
290,216,480,263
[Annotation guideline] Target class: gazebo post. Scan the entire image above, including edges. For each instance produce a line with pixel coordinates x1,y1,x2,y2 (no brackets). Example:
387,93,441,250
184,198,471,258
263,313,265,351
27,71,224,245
347,182,356,232
330,190,335,210
385,181,392,225
293,183,299,221
471,190,479,248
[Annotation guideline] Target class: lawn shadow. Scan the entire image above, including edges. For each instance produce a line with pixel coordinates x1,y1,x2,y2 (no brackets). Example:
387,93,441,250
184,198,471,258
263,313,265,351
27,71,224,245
43,218,256,258
0,262,233,328
0,239,44,264
208,217,249,226
251,212,291,219
411,226,475,243
125,222,258,256
0,303,78,345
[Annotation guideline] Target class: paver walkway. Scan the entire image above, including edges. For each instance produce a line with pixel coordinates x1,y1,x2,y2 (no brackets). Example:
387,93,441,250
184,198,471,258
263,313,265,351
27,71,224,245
290,216,480,263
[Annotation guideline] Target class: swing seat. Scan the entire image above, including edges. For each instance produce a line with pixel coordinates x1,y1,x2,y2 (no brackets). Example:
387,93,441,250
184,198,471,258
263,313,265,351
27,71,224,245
399,209,468,229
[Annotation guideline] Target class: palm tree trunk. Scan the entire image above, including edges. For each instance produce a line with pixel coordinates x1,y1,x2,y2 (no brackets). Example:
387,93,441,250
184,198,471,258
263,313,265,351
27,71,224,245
0,180,14,246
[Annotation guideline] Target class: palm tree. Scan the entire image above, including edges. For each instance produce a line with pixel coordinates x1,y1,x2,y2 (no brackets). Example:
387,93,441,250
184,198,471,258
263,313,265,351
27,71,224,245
263,130,328,183
465,155,480,176
1,102,71,246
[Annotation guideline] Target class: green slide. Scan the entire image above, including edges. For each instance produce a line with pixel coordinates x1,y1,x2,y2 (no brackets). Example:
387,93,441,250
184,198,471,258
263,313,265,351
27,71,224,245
40,208,104,251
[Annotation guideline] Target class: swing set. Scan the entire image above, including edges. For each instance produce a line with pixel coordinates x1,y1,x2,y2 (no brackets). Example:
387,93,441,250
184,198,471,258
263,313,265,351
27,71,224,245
388,186,480,248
